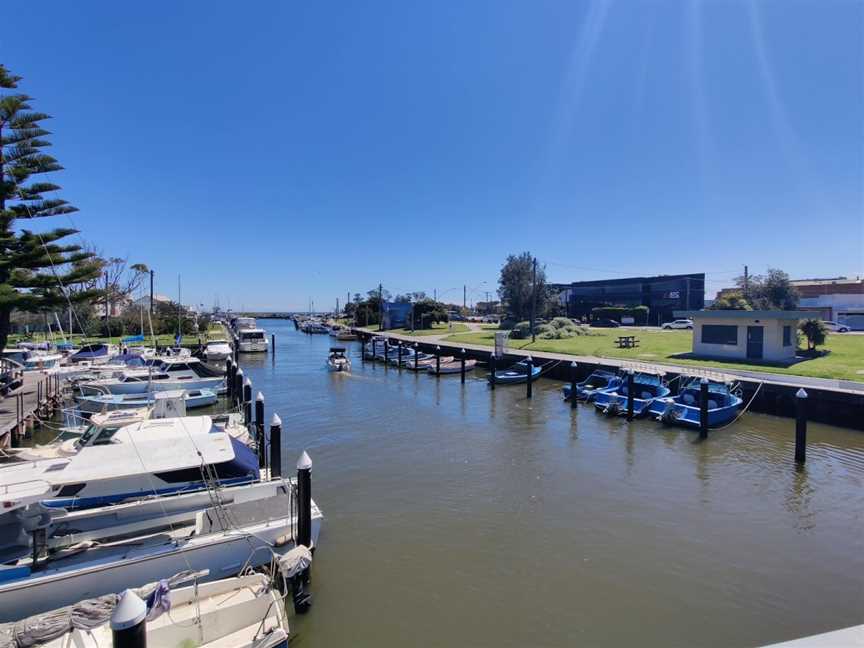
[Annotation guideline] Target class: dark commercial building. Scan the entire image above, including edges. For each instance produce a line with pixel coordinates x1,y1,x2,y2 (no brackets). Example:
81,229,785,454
551,273,705,325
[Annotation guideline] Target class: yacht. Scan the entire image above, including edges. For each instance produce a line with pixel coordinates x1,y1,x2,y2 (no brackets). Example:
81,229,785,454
237,328,268,353
77,357,225,396
204,339,233,362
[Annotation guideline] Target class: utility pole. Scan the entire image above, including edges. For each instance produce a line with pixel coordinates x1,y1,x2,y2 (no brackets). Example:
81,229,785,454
530,257,537,343
743,265,749,298
379,282,384,332
434,288,437,302
104,272,109,321
336,297,339,315
149,269,154,315
463,285,466,310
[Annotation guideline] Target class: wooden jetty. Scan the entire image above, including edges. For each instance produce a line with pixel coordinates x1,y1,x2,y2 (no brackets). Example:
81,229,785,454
0,369,62,448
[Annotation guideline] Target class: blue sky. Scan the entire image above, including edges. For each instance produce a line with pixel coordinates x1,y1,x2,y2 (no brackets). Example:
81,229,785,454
3,0,862,310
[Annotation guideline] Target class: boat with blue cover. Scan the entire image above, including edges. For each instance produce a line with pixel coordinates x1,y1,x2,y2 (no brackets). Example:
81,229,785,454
488,359,543,385
647,377,744,429
69,343,118,364
562,369,621,402
593,372,670,417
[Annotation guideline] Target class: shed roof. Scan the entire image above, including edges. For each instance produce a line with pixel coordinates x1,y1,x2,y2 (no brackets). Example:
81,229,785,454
674,310,810,320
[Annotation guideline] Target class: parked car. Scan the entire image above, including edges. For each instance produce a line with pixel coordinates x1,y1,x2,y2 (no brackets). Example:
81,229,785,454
662,319,694,330
591,318,620,328
822,321,850,333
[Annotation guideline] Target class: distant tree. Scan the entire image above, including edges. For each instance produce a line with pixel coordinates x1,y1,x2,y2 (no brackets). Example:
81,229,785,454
799,318,827,353
411,298,448,328
734,268,798,310
0,65,102,350
709,290,752,311
498,252,546,322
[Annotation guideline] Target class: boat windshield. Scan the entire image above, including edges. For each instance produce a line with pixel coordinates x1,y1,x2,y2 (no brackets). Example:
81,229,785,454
241,332,265,340
76,424,121,448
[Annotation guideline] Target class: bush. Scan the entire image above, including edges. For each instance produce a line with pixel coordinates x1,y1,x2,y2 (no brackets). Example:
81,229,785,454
537,317,593,339
799,319,827,353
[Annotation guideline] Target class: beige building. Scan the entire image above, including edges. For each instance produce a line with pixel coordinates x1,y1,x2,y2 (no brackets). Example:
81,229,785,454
675,310,809,363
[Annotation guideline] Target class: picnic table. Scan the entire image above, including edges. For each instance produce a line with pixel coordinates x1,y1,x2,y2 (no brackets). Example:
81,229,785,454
614,335,640,349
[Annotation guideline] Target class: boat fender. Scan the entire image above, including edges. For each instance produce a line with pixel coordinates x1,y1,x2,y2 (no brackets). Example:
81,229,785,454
274,533,292,547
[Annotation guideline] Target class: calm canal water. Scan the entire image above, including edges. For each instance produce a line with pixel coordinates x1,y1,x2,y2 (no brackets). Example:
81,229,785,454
233,320,861,645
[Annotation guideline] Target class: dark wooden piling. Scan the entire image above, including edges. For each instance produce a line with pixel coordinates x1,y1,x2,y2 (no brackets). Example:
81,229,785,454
570,361,578,409
384,340,389,364
270,413,283,478
234,368,244,410
435,346,441,376
795,388,808,464
243,378,252,426
526,356,533,399
297,451,312,548
699,378,709,439
489,353,496,390
398,342,403,370
255,392,266,469
460,348,466,384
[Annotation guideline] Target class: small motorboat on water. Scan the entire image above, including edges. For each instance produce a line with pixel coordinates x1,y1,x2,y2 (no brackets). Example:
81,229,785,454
76,388,219,414
327,347,351,372
204,339,233,362
337,330,358,341
2,347,64,371
562,369,621,402
647,377,744,429
488,359,542,385
427,358,477,375
593,372,670,417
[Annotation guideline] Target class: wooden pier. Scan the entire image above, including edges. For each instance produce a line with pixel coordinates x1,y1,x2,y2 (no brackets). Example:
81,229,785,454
0,370,62,448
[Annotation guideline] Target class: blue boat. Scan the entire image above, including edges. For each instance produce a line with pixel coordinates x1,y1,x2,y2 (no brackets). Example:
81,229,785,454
69,343,115,364
593,372,670,417
562,369,622,402
647,378,744,429
488,359,543,385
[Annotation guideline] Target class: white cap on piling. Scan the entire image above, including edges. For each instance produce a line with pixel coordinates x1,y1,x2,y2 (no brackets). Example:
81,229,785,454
271,413,282,427
244,377,251,387
236,367,244,376
297,450,312,470
796,388,808,399
527,356,533,362
256,391,264,402
461,348,466,354
700,377,709,384
436,345,441,350
110,589,147,631
571,361,578,367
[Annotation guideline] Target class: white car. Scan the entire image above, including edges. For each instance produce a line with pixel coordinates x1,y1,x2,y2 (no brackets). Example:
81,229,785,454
662,319,693,330
822,321,850,333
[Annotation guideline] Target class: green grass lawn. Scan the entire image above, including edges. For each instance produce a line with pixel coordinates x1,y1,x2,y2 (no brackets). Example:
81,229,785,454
362,322,470,337
442,328,864,382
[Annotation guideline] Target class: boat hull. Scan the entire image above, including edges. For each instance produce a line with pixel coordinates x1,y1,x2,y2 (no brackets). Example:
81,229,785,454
78,376,224,396
647,396,743,429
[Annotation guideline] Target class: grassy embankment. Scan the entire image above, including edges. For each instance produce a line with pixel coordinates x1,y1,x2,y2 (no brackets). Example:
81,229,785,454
441,328,864,382
362,322,470,337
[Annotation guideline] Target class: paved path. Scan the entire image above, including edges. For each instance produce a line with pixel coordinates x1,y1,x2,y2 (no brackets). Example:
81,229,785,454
360,329,864,395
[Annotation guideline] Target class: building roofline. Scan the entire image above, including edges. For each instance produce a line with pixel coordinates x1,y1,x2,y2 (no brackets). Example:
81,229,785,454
549,273,705,289
675,310,810,320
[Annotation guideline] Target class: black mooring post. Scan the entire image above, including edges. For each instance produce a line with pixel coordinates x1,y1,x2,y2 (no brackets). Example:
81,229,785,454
489,353,496,390
384,340,389,364
111,590,147,648
699,378,709,439
270,413,283,479
372,338,377,361
795,388,808,464
626,370,635,420
234,368,244,409
413,342,419,370
243,378,252,426
526,356,533,399
361,334,366,364
297,451,312,548
435,345,441,376
271,333,275,354
255,392,266,469
398,342,403,370
460,348,466,384
225,358,233,401
570,361,578,409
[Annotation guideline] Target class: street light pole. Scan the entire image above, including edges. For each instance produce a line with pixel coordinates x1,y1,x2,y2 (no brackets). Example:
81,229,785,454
530,257,537,343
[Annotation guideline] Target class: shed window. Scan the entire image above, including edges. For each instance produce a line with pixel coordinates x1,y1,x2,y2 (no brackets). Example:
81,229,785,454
701,324,738,345
783,325,792,347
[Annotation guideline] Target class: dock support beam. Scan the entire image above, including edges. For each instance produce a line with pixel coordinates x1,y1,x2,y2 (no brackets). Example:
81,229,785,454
526,356,533,399
489,353,496,390
795,388,808,464
270,414,282,479
570,361,578,409
460,348,466,384
255,392,266,469
111,590,147,648
234,368,244,410
243,378,252,426
435,345,441,376
297,451,312,548
699,378,709,439
398,342,403,370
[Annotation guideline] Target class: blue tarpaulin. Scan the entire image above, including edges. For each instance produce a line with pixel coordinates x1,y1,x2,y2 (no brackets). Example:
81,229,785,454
121,335,145,343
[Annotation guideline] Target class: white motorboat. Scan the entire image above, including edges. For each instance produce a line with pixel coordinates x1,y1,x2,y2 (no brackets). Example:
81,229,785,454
326,347,351,372
77,357,225,396
0,483,322,622
23,572,291,648
237,328,269,353
204,339,233,362
0,415,260,510
2,348,63,371
76,387,219,414
428,358,477,374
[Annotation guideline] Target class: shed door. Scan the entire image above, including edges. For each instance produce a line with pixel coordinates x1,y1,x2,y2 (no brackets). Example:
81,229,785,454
746,326,763,359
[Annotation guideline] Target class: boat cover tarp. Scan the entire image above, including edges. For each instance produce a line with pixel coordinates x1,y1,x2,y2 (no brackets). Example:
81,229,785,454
0,570,198,648
278,545,313,578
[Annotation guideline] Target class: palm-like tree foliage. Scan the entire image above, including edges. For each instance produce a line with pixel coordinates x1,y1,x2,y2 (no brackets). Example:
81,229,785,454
0,64,101,350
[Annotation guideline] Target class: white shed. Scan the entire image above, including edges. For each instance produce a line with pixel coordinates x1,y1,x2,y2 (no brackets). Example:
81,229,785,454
674,310,809,363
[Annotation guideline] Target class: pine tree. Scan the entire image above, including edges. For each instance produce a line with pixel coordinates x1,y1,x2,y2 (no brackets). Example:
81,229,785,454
0,64,101,350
